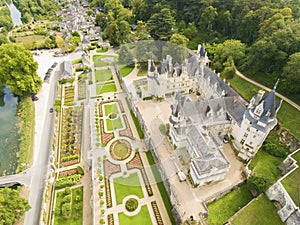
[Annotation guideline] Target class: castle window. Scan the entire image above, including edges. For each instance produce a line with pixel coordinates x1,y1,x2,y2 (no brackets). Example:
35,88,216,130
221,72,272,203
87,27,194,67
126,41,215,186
240,139,245,145
244,133,248,138
253,135,256,138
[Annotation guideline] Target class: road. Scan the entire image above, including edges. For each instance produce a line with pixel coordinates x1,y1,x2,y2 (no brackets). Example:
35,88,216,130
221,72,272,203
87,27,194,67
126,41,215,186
24,68,58,225
233,64,300,111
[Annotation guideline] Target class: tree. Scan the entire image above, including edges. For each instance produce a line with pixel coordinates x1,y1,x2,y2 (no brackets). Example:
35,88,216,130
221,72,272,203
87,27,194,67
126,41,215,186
199,6,218,34
169,33,189,48
106,22,120,46
147,7,176,41
119,45,134,65
0,188,31,224
0,43,42,96
248,175,271,193
135,20,150,40
282,52,300,96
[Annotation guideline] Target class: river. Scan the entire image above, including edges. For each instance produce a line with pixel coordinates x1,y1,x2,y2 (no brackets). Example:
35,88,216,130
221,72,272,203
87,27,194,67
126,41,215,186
7,0,22,26
0,87,20,176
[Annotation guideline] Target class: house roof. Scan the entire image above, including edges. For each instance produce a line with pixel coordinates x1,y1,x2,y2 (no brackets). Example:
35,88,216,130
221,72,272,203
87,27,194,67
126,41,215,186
61,61,73,77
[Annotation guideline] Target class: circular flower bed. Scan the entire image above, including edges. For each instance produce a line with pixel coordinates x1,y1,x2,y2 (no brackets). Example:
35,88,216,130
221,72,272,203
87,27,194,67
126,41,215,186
110,139,132,161
108,113,118,120
125,198,138,212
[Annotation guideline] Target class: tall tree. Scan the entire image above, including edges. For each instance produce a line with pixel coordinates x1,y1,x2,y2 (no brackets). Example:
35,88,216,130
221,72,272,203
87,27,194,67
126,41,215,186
0,188,31,224
198,6,218,34
147,7,176,41
0,43,42,96
282,52,300,96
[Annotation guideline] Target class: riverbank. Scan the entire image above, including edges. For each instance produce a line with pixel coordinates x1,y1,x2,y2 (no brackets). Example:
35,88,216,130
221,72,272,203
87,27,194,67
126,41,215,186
16,95,35,173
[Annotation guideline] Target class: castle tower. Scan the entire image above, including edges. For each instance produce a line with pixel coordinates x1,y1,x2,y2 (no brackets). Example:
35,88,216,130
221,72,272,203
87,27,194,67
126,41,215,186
231,81,282,161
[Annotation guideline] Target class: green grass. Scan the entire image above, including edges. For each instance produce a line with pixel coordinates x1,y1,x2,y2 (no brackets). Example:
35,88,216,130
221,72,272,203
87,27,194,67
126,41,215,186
281,167,300,207
96,47,108,53
248,150,284,183
95,69,112,82
146,151,176,225
118,205,152,225
231,194,283,225
119,64,135,77
104,103,119,116
207,183,253,225
93,55,110,67
113,143,129,158
15,35,46,49
72,58,82,65
54,186,83,225
96,82,116,94
277,101,300,140
292,151,300,162
230,75,300,140
93,55,118,67
113,173,144,205
106,117,123,131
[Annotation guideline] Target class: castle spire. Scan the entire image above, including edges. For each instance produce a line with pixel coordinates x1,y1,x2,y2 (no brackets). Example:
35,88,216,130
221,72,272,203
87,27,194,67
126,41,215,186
273,79,279,90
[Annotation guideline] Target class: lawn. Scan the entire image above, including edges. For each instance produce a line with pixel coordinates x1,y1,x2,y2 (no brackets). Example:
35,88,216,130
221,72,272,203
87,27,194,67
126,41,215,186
146,151,176,225
281,167,300,207
248,150,284,183
15,35,46,49
104,103,119,116
231,194,283,225
95,69,112,82
118,205,152,225
125,98,144,139
113,173,144,205
119,64,135,77
93,55,110,67
207,183,253,225
93,55,118,67
96,82,116,94
54,186,83,225
230,75,300,140
106,117,123,131
137,67,148,76
292,151,300,162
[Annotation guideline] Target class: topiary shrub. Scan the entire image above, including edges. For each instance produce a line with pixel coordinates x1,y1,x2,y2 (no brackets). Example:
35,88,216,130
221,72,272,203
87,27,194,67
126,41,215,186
125,198,138,212
77,166,84,175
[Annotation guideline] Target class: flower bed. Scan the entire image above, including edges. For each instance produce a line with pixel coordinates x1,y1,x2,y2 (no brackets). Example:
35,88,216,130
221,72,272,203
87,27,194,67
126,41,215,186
59,107,83,167
151,201,164,225
107,214,114,225
119,115,134,139
78,80,86,100
59,168,77,177
64,86,75,106
127,153,153,196
104,160,121,208
100,119,114,146
109,139,132,161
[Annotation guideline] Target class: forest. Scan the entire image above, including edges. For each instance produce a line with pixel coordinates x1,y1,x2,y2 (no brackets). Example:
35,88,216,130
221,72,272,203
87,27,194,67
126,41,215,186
91,0,300,104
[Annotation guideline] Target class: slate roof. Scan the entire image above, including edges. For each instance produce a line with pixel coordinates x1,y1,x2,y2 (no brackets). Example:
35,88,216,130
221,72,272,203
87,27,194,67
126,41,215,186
61,61,73,77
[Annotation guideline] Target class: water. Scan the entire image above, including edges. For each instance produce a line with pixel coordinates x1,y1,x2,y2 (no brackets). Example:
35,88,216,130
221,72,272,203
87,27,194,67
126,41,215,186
0,87,20,176
7,0,22,26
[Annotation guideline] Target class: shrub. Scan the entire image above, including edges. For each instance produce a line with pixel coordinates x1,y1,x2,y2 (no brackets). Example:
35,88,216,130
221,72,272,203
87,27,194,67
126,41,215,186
248,175,271,194
125,198,138,212
159,124,167,134
77,166,84,175
100,219,105,224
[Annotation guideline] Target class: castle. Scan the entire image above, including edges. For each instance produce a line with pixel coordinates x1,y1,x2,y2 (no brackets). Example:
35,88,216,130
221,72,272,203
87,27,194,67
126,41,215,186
145,44,282,186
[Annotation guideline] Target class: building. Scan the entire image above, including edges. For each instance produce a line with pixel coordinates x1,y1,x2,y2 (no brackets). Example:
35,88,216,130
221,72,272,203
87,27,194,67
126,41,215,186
146,44,281,185
60,60,73,79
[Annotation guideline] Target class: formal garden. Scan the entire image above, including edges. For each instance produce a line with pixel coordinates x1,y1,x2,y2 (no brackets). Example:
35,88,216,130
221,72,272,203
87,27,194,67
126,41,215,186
113,173,144,205
59,106,83,167
54,186,83,225
110,139,132,161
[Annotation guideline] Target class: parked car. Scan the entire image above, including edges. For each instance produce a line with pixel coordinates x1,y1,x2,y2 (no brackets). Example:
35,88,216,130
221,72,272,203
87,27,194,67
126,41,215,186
51,62,58,68
49,108,54,113
31,94,39,101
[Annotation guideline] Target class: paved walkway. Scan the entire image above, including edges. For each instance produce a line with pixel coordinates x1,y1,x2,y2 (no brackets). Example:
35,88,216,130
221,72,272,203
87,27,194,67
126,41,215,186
233,64,300,111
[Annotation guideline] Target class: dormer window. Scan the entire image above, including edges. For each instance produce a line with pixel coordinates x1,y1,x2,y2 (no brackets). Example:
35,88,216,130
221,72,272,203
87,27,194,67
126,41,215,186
254,102,264,117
